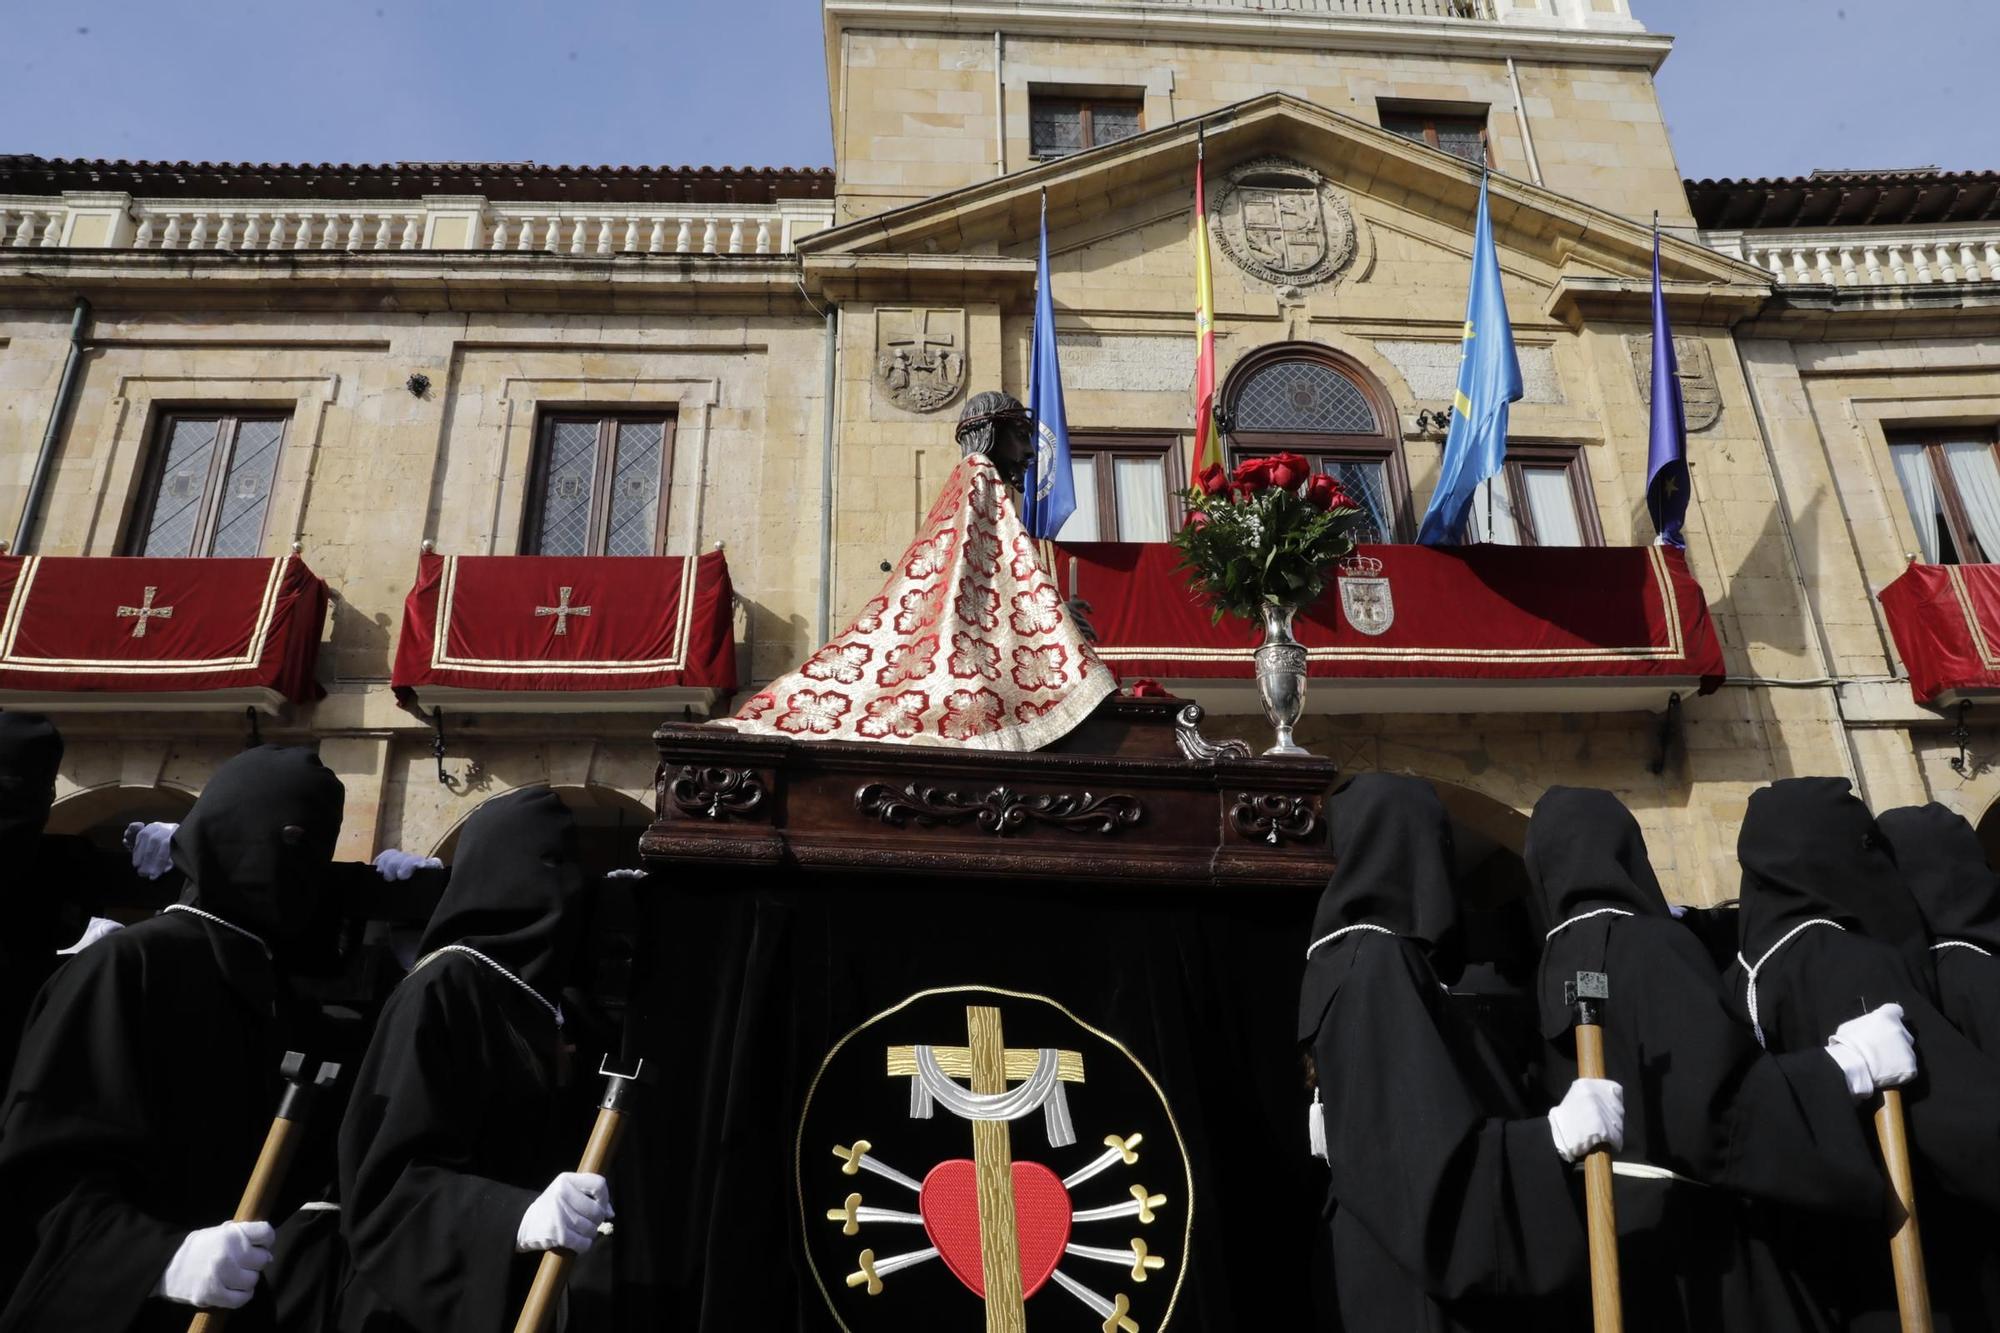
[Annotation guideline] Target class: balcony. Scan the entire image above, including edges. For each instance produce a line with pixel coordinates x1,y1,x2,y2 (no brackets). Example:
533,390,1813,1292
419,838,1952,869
390,550,738,713
0,193,835,257
1879,562,2000,708
0,554,327,713
1055,541,1723,715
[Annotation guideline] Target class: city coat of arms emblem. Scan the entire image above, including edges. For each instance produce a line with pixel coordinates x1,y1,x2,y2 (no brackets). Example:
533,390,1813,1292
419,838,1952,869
1337,554,1394,636
799,986,1191,1333
1210,157,1357,290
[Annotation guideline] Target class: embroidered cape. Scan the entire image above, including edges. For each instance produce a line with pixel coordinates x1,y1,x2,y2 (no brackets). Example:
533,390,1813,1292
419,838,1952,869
725,455,1111,750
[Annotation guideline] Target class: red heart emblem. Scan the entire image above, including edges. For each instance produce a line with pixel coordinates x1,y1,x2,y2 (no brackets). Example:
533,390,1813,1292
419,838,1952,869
918,1159,1072,1298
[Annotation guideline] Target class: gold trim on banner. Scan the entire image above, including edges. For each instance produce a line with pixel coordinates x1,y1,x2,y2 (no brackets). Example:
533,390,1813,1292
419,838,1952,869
795,983,1195,1333
1093,545,1689,666
0,556,288,674
1946,566,2000,670
427,553,700,675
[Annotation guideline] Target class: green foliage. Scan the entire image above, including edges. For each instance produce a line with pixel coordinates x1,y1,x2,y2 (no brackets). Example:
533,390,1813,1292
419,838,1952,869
1170,484,1363,626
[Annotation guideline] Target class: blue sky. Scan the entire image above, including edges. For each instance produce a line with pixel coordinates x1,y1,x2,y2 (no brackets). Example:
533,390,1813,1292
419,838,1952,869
1,0,1993,181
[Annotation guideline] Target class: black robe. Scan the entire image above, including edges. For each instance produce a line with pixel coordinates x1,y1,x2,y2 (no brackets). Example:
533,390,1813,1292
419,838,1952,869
1525,787,1883,1333
1301,774,1586,1332
0,711,63,1088
337,786,589,1333
1725,778,2000,1333
0,745,345,1333
1878,803,2000,1054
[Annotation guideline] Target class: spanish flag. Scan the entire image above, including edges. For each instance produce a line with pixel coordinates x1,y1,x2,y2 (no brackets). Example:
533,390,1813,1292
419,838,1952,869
1189,132,1220,487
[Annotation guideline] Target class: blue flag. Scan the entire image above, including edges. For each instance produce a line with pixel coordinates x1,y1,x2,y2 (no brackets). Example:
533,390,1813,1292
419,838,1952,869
1417,176,1523,546
1646,228,1689,547
1023,194,1076,540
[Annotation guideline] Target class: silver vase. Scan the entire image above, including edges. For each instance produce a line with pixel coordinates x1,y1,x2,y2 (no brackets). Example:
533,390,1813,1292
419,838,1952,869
1253,601,1310,756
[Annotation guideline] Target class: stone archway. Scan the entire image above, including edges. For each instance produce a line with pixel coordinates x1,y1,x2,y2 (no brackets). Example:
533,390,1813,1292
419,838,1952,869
426,783,653,878
46,782,199,858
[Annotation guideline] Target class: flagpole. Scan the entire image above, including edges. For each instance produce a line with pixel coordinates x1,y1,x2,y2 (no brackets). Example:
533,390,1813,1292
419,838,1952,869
1482,166,1494,544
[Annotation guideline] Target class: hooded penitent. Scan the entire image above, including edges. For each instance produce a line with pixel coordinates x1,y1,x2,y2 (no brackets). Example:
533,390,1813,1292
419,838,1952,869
1299,773,1583,1332
171,744,346,945
1879,802,2000,1057
0,745,343,1333
1727,777,2000,1332
1,711,65,1084
1526,787,1881,1333
1735,776,1933,990
338,788,588,1333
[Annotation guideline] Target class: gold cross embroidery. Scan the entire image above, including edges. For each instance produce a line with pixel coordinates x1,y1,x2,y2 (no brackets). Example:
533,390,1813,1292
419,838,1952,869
534,586,592,636
116,586,174,639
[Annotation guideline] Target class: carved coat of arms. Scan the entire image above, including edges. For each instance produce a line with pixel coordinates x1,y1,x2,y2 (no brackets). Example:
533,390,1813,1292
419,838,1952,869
877,307,968,414
1210,157,1357,290
1629,333,1723,432
1337,554,1394,637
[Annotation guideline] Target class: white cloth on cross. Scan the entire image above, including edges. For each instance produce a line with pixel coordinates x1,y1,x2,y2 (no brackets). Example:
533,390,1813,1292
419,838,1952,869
907,1043,1076,1147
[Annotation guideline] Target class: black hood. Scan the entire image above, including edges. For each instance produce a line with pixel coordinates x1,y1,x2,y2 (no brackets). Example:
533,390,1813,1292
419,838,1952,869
172,745,345,941
1300,772,1463,1033
1526,787,1673,1039
420,787,585,997
1525,787,1671,926
1878,803,2000,954
0,711,62,862
1736,777,1930,967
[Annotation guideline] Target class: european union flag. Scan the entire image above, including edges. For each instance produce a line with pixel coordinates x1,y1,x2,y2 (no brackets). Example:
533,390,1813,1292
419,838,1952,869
1646,227,1689,547
1417,175,1523,546
1023,193,1076,540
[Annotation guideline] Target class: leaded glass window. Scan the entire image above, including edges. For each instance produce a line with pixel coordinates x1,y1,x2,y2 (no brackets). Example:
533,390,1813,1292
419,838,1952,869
1029,95,1144,160
1233,361,1380,435
527,414,675,556
131,412,290,557
1380,107,1492,168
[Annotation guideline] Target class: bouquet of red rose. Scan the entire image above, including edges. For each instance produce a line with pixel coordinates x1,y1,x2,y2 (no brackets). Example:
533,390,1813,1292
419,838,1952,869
1171,452,1365,625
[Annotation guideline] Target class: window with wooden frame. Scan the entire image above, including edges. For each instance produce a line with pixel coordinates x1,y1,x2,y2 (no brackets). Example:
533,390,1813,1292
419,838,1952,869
1029,93,1144,160
1888,429,2000,565
1220,346,1413,544
1463,444,1604,547
127,411,290,558
1379,104,1493,168
525,413,676,557
1062,436,1183,542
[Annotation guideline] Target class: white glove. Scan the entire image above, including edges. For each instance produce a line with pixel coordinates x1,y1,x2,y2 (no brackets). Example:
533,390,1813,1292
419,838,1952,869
56,916,125,955
603,868,649,881
516,1173,613,1254
152,1221,275,1309
125,821,178,879
372,849,443,881
1826,1003,1918,1099
1548,1078,1624,1163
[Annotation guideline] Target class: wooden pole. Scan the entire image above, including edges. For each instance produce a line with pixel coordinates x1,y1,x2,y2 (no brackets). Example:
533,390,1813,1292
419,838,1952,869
511,1070,638,1333
1566,972,1622,1333
1873,1088,1934,1333
1572,1021,1624,1333
187,1056,336,1333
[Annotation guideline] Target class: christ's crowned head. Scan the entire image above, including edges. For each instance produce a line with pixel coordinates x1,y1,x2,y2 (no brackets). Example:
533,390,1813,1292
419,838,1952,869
954,390,1034,487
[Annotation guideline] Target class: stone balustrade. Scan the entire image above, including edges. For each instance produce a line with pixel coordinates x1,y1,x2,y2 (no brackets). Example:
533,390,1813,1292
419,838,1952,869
0,193,835,256
1706,227,2000,290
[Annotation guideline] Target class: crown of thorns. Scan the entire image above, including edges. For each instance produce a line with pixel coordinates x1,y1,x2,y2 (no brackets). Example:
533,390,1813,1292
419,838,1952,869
953,405,1032,441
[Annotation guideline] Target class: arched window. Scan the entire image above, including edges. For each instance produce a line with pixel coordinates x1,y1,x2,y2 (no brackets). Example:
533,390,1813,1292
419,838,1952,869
1219,345,1410,544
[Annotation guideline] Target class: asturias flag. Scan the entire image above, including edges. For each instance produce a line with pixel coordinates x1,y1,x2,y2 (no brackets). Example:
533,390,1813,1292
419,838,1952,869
1189,135,1220,487
1417,175,1523,546
1023,191,1076,540
1646,227,1689,547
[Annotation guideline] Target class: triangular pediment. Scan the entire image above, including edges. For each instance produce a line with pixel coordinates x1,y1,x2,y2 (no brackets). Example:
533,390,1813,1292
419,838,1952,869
801,92,1766,322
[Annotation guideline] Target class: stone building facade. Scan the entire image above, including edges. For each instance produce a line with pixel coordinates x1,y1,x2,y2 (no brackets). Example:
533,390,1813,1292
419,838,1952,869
3,0,1997,900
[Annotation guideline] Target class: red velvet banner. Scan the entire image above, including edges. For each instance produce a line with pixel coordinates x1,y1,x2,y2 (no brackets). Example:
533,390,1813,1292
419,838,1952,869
390,551,737,693
0,554,327,702
1054,542,1725,689
1878,562,2000,705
